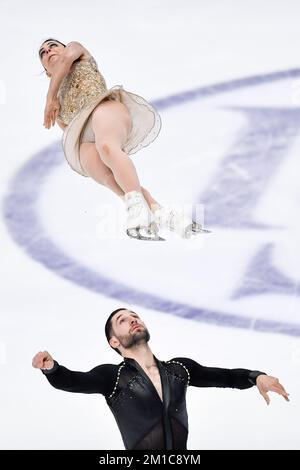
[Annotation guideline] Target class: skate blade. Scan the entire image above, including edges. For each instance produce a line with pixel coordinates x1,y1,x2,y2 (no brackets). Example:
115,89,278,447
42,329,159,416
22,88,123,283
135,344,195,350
191,221,211,234
192,228,211,234
126,227,165,241
185,223,212,238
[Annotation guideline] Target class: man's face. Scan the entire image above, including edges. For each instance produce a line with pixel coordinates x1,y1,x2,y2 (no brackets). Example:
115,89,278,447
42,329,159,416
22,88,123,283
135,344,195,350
110,309,150,351
39,40,65,76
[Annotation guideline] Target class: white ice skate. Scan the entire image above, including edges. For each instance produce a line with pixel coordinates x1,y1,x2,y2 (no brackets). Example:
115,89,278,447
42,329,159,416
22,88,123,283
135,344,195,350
124,191,165,241
153,206,211,239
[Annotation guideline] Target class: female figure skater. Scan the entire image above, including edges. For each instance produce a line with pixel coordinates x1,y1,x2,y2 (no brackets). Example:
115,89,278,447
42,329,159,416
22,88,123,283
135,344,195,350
39,38,203,240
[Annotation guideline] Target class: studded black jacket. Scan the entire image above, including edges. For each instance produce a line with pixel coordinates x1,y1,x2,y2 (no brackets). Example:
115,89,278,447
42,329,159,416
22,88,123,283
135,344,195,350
42,356,265,450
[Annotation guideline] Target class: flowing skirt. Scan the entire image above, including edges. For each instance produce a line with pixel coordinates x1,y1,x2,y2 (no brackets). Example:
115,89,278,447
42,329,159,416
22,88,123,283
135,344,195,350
62,85,162,176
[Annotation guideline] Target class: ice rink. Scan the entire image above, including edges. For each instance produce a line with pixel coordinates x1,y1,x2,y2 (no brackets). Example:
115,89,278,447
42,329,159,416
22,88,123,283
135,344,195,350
1,0,300,449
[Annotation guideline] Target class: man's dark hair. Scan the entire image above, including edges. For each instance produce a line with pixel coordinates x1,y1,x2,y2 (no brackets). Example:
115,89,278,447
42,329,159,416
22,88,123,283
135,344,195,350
105,308,127,356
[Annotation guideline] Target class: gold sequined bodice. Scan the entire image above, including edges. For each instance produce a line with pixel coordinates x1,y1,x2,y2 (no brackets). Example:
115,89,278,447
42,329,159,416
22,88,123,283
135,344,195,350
57,56,108,125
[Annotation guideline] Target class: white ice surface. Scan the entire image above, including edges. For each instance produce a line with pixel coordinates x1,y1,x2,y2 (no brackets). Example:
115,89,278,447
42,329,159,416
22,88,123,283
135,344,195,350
0,0,299,450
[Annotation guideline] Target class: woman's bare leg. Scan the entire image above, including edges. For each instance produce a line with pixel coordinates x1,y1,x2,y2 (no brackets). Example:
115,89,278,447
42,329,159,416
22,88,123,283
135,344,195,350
141,186,160,211
79,142,161,210
91,100,143,194
79,142,124,198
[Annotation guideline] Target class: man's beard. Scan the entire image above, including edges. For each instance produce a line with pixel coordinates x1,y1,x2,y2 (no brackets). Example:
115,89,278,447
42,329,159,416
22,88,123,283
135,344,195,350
118,327,150,349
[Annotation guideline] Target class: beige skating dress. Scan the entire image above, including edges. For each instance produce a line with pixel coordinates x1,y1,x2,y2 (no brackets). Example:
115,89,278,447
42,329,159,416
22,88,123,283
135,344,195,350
56,56,162,176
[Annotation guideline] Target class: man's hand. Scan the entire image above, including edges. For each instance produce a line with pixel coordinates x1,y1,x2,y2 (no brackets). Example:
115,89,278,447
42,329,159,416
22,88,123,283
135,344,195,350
256,374,290,405
32,351,55,370
43,96,60,129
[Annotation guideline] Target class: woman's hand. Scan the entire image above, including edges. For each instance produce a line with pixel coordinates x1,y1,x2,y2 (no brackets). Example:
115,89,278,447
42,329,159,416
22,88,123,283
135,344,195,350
43,96,60,129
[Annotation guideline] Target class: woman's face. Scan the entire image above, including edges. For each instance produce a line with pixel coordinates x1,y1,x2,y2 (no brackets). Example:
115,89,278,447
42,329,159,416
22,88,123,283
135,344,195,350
39,40,65,77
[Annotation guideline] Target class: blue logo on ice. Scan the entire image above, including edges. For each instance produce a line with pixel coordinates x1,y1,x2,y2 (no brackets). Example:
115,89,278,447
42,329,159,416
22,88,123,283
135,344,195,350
3,69,300,336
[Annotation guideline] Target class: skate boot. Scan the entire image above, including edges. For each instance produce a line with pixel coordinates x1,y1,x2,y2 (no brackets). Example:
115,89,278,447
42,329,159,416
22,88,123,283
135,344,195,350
124,191,165,241
153,205,210,239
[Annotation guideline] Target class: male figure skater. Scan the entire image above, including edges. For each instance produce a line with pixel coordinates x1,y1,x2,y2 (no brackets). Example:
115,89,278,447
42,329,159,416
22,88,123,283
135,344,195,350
32,308,289,450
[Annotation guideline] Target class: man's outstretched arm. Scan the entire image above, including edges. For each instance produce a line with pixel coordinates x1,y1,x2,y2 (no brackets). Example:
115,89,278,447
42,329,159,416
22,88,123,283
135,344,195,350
32,350,117,396
172,357,290,405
